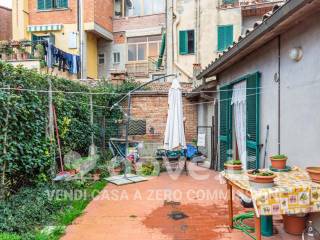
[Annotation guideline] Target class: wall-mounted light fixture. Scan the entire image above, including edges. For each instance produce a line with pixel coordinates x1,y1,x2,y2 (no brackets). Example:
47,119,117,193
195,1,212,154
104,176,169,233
289,47,303,62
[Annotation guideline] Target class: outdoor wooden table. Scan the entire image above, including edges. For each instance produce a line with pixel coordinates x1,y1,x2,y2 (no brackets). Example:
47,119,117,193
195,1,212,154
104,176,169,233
222,168,320,240
225,178,262,240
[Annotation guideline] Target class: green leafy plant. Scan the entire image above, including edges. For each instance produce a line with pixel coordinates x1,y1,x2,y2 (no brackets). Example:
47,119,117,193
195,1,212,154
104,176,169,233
0,233,21,240
140,161,155,176
0,62,138,196
225,160,242,165
250,170,274,176
271,154,287,160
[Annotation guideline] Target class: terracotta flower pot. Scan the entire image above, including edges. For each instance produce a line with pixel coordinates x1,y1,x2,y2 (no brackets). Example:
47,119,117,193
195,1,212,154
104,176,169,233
224,164,242,171
114,167,121,175
283,214,307,235
66,169,76,176
270,157,287,170
306,167,320,183
247,171,276,184
93,173,101,181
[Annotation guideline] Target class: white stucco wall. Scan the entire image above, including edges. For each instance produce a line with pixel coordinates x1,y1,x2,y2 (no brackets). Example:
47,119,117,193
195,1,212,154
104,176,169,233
170,0,242,82
218,13,320,168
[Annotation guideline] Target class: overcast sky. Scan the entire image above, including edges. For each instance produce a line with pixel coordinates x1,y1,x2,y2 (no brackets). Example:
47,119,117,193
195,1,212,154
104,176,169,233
0,0,12,8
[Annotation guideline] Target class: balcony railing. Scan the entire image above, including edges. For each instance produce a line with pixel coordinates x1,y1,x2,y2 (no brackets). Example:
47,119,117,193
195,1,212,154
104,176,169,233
125,56,166,78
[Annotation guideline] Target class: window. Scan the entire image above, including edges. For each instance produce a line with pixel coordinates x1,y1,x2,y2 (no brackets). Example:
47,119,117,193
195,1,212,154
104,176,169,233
98,54,105,64
138,44,146,61
125,0,141,16
223,0,235,4
113,52,120,64
124,0,165,17
38,0,68,10
179,30,195,55
143,0,164,15
127,35,162,62
128,45,137,61
218,25,233,51
114,0,122,16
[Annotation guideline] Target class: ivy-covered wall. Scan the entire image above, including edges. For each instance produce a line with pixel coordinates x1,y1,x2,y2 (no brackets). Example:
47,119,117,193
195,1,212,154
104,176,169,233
0,62,137,195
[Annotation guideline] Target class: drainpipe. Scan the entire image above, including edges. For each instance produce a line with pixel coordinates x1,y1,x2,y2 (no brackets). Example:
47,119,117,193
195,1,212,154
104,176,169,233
78,0,85,80
173,0,193,80
277,35,281,154
195,0,201,64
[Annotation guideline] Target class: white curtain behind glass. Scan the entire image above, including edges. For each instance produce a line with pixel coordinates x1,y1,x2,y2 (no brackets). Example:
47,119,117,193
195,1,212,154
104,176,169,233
231,81,247,169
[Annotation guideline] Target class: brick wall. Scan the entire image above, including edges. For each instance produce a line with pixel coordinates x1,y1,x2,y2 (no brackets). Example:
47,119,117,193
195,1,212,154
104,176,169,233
113,13,165,32
0,6,12,40
113,32,125,44
92,0,113,32
29,0,77,25
128,94,197,145
29,0,113,32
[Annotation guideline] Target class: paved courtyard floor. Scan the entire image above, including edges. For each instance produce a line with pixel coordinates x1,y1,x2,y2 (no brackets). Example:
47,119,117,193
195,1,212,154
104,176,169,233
62,164,300,240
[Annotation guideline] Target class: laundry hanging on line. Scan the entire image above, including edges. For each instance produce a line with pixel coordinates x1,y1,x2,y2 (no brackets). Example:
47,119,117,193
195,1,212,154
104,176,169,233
43,42,80,75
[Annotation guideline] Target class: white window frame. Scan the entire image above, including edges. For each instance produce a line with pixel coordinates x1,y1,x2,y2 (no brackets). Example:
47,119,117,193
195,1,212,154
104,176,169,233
98,53,105,65
127,36,161,62
113,52,121,64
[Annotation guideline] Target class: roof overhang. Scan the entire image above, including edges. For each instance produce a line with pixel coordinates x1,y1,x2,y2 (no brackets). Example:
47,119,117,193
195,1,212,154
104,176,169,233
84,22,113,41
197,0,320,79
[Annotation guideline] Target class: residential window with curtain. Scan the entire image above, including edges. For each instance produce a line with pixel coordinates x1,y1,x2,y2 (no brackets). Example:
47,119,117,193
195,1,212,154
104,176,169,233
127,35,162,62
217,25,233,51
179,30,195,55
38,0,68,10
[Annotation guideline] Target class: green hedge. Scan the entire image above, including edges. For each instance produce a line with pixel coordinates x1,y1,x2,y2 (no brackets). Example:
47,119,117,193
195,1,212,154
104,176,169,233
0,62,137,195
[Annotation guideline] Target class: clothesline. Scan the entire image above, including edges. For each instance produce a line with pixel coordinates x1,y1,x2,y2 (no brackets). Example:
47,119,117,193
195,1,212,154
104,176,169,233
43,41,80,75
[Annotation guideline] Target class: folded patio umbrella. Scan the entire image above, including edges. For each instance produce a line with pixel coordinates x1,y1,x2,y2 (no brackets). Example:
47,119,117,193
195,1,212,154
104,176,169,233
164,77,186,150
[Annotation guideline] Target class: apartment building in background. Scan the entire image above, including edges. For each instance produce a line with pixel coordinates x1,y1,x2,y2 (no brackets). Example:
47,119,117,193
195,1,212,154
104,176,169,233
97,0,166,81
0,5,12,40
169,0,285,164
11,0,113,79
166,0,284,84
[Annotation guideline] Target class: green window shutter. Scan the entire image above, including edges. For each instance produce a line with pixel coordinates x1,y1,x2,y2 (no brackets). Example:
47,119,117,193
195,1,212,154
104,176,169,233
45,0,53,9
38,0,45,10
223,0,235,4
218,25,233,51
56,0,68,8
219,85,232,170
218,26,225,51
246,72,261,169
225,25,233,48
179,31,188,55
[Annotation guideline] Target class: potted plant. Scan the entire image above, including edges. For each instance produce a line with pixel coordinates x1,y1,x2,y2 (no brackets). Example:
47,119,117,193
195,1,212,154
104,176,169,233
270,154,288,170
19,47,28,60
5,47,14,60
112,158,122,175
64,166,77,176
92,169,101,181
247,169,276,186
306,167,320,183
224,160,242,173
283,213,307,235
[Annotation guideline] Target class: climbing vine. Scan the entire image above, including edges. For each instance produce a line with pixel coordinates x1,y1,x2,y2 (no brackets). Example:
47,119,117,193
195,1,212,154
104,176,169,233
0,62,138,196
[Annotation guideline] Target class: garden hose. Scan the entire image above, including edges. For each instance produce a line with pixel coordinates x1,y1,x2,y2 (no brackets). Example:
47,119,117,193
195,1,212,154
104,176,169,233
233,211,256,240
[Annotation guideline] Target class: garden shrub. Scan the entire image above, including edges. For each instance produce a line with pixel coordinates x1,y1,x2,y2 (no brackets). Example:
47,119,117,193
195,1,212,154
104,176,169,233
0,62,138,195
0,185,63,234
